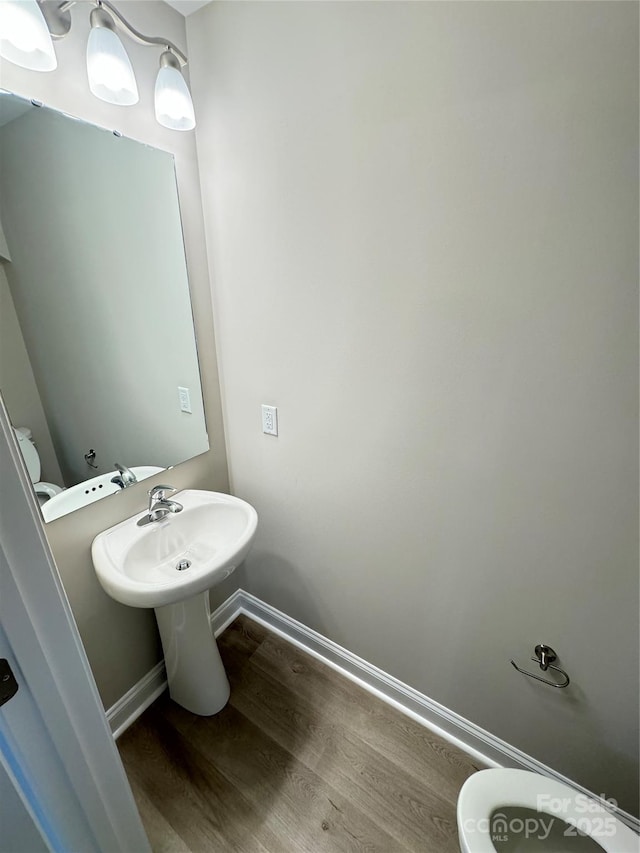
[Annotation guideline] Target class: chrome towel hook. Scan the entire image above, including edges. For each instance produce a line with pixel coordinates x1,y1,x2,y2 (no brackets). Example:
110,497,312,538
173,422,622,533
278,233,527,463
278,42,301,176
511,644,570,689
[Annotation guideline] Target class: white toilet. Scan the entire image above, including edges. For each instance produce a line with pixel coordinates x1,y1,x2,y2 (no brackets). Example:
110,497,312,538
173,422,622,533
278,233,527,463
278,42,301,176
14,427,64,505
457,769,639,852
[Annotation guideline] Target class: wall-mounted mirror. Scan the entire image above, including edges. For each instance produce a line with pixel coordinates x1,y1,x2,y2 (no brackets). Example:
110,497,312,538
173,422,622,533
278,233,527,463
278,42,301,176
0,91,209,522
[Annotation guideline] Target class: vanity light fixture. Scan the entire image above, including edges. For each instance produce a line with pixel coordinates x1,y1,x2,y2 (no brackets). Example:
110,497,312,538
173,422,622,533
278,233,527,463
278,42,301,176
0,0,57,71
155,50,195,131
0,0,196,130
86,4,138,105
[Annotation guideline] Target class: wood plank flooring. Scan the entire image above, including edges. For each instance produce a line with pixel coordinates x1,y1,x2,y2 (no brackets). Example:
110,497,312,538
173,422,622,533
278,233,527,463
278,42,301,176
118,615,482,852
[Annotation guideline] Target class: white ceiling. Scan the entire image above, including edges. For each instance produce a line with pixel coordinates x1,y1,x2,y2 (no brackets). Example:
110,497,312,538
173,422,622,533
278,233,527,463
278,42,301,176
164,0,212,16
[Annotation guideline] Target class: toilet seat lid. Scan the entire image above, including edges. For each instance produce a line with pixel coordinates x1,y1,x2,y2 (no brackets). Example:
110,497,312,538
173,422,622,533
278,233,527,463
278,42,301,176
35,481,63,498
457,769,638,852
14,429,40,482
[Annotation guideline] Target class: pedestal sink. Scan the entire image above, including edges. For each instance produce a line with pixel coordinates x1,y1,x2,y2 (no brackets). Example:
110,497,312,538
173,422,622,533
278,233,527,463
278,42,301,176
91,489,258,715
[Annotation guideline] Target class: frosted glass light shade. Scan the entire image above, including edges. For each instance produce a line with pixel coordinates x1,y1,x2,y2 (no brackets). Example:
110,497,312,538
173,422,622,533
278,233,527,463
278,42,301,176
86,25,138,106
0,0,56,71
155,64,195,131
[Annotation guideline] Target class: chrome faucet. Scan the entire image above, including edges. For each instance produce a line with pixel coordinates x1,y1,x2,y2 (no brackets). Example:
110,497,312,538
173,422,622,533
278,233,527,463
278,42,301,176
137,485,183,526
111,462,138,489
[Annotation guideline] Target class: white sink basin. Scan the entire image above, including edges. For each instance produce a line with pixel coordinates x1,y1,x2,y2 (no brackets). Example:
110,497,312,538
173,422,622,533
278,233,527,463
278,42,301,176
92,489,257,608
91,489,258,716
42,465,164,522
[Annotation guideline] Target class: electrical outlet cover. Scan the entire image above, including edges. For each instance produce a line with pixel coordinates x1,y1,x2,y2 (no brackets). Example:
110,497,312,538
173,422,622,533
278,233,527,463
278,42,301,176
261,404,278,436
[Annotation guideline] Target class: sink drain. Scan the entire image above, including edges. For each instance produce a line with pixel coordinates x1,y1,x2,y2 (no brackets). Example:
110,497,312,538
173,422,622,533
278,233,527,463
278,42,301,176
176,559,191,571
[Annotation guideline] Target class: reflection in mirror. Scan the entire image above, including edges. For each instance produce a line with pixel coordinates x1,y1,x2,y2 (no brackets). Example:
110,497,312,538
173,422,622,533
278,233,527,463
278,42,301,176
0,91,209,522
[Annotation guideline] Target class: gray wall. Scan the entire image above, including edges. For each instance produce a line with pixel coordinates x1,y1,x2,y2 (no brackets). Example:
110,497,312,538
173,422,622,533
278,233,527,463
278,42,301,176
188,1,639,814
0,106,208,486
0,0,231,710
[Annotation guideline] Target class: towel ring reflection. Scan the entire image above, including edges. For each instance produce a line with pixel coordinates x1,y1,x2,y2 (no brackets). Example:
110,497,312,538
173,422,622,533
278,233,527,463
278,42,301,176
511,644,570,689
84,448,98,469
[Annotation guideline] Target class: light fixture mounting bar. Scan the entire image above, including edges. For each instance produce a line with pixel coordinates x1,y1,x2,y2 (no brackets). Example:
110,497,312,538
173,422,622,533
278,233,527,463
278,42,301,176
96,0,188,66
39,0,73,38
40,0,188,65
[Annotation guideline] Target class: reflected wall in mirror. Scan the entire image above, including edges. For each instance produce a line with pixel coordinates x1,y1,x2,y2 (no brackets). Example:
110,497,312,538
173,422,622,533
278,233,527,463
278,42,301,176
0,91,209,522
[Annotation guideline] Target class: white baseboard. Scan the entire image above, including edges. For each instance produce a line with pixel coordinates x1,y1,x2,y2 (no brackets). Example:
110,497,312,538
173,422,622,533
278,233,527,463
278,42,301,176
108,588,639,833
107,661,167,740
227,590,640,833
211,587,246,636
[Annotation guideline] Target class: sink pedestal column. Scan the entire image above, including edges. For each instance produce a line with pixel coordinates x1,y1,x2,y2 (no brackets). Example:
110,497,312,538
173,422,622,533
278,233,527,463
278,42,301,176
154,591,230,716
